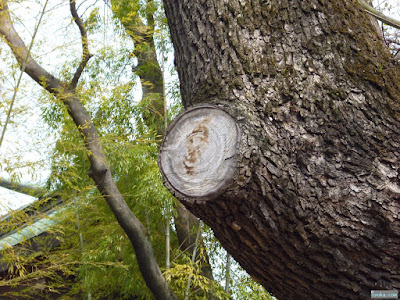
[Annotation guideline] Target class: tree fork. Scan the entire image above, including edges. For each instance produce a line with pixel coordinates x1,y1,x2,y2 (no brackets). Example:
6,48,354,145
0,1,177,299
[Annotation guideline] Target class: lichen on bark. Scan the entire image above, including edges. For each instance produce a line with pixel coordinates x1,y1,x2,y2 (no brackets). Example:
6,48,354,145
162,0,400,299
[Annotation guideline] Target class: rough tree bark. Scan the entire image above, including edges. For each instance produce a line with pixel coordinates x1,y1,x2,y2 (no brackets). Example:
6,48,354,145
160,0,400,299
0,1,176,299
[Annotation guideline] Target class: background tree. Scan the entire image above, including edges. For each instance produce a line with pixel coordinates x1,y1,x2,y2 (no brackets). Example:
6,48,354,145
108,0,217,288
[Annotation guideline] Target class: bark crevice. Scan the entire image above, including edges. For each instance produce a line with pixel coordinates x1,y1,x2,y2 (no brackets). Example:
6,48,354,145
162,0,400,299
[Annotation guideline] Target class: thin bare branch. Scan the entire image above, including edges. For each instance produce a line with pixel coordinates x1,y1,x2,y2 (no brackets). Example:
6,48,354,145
69,0,93,88
145,0,155,33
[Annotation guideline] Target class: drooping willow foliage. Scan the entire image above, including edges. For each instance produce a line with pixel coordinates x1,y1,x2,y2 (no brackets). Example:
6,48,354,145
0,0,275,298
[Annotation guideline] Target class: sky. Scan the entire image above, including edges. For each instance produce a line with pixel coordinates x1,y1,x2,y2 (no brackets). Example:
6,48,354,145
1,0,400,216
0,0,120,214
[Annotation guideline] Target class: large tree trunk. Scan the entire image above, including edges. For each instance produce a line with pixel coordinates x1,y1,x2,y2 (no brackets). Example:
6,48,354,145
160,0,400,299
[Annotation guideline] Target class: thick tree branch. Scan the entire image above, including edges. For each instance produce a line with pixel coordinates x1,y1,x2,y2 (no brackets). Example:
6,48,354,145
110,0,164,133
145,0,155,34
0,2,176,299
0,0,62,93
0,178,47,198
0,0,49,149
69,0,93,89
359,0,400,30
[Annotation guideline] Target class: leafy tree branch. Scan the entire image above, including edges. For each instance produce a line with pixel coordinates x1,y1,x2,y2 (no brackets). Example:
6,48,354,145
0,1,176,299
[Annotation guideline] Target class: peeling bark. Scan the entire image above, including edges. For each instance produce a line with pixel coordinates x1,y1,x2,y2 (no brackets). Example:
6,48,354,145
161,0,400,299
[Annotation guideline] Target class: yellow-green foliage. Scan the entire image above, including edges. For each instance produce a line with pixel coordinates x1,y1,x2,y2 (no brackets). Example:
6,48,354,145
164,262,230,300
0,0,274,299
